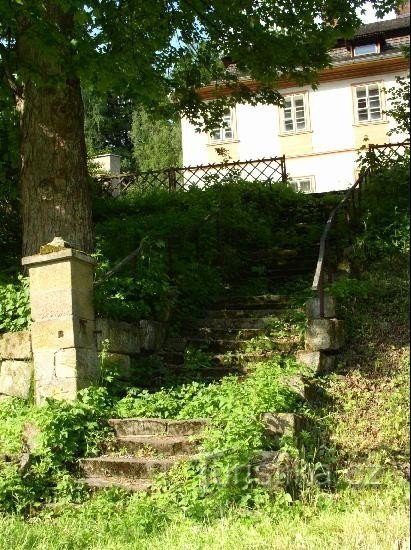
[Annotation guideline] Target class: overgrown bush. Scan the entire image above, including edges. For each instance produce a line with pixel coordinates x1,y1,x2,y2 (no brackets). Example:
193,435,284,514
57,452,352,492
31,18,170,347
93,182,341,323
360,164,408,258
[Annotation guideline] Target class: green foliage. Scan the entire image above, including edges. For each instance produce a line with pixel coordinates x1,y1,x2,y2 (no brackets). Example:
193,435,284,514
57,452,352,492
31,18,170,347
0,275,30,332
132,107,182,171
93,182,340,323
0,387,112,513
356,162,409,259
1,1,400,134
0,397,30,456
384,73,410,136
83,90,136,172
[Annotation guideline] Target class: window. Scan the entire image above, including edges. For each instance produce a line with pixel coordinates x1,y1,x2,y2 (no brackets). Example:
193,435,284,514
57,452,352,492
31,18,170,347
210,109,236,142
289,176,315,193
354,83,382,123
282,93,308,133
353,43,378,57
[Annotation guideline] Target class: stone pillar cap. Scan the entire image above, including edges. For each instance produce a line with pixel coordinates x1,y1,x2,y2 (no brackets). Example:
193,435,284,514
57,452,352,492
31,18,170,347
22,247,96,267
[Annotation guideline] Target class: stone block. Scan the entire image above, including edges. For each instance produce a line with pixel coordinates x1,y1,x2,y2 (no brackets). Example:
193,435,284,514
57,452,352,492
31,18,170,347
306,296,336,319
23,249,95,321
30,289,94,321
35,377,79,402
33,348,98,402
140,320,166,351
99,352,131,380
279,374,306,399
305,319,344,351
31,318,95,350
0,331,32,360
261,413,306,447
0,360,33,399
253,451,294,492
295,350,336,375
55,348,99,380
95,318,141,355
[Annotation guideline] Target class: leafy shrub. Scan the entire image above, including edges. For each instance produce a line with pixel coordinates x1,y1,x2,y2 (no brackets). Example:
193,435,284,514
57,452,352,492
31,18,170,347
0,275,30,332
0,387,112,513
356,162,409,259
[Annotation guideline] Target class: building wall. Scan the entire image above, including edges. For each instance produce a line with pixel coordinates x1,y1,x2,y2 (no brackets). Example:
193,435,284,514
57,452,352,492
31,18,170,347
181,69,408,192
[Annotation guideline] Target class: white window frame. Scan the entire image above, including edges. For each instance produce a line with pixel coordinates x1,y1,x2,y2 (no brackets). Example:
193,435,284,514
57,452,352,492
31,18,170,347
280,92,310,134
353,43,379,57
209,108,237,143
289,176,315,193
352,82,384,124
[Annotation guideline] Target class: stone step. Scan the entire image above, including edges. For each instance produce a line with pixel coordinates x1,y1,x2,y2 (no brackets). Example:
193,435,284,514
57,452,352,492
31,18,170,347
79,455,185,479
192,317,279,330
162,337,187,352
247,266,316,278
159,349,283,367
187,337,299,353
203,307,294,319
114,435,200,456
163,363,243,381
249,247,319,261
213,294,290,309
178,327,270,341
108,417,208,437
78,476,152,493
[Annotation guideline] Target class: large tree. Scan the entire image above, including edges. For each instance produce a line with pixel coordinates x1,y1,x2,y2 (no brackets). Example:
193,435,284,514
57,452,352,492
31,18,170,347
0,0,401,256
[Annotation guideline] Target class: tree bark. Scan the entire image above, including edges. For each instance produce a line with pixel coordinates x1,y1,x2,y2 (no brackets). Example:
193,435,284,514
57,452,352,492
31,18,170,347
17,5,94,257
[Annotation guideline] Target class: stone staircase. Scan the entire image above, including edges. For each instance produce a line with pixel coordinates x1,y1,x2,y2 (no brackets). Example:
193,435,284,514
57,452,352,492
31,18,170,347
78,244,324,492
160,295,306,383
79,418,208,492
78,413,305,492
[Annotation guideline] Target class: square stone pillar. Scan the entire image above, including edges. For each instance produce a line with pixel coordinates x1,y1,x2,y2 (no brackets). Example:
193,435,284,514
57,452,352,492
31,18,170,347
22,241,98,402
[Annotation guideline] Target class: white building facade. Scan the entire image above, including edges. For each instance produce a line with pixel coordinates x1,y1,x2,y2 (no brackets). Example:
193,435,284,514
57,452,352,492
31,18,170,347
181,15,410,193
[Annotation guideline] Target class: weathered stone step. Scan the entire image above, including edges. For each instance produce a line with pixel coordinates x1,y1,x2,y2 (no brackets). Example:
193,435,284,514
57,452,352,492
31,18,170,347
78,476,152,493
203,308,293,319
248,257,317,269
159,349,283,367
249,247,319,260
187,337,299,353
79,455,184,479
164,363,243,380
185,327,271,340
115,435,200,456
108,417,208,437
245,266,316,279
214,294,290,309
192,317,278,330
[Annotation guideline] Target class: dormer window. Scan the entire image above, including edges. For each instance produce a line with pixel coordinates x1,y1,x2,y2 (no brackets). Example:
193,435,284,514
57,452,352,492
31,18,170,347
353,43,378,57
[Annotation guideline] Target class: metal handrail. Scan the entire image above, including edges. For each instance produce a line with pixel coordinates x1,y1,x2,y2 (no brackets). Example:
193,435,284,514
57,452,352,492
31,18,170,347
312,140,410,317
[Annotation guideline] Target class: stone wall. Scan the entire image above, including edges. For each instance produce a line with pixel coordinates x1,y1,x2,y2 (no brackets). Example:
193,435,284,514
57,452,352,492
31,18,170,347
0,318,167,401
0,331,33,399
96,318,166,381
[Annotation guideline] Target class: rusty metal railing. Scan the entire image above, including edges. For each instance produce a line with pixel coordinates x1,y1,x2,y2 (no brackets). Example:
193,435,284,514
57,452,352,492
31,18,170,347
96,155,287,196
312,140,410,317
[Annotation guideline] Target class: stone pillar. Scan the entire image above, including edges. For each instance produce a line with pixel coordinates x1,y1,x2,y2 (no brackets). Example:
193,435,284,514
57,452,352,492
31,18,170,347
22,239,98,402
296,295,344,376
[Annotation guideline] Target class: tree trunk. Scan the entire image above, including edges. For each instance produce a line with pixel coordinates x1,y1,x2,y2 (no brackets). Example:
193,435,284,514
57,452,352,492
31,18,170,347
17,5,94,257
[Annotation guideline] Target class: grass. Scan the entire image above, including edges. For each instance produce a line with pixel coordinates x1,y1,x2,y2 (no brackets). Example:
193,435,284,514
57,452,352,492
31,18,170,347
326,255,410,478
0,483,408,549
